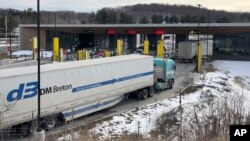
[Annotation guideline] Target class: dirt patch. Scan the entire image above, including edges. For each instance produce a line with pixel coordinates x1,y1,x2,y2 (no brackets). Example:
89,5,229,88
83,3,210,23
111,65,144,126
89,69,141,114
206,64,217,72
153,107,181,140
0,53,8,60
181,85,203,95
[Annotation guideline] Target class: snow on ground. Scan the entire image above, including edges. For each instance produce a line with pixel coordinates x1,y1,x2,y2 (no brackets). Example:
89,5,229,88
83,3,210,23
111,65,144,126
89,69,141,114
213,60,250,90
12,50,33,56
57,132,80,141
40,51,52,58
57,60,250,141
87,61,250,140
11,50,52,58
89,91,202,140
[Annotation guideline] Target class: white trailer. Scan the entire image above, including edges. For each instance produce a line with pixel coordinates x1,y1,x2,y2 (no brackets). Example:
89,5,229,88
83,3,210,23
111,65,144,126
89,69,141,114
201,41,213,56
178,41,197,62
0,55,154,134
178,41,213,62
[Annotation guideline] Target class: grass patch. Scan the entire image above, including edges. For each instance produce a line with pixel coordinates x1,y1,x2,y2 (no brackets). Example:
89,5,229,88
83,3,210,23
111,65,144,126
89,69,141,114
206,64,217,72
234,76,245,88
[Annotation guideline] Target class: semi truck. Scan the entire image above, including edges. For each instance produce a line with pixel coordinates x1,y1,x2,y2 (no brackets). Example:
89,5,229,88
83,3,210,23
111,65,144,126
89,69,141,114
0,54,175,135
162,34,176,59
177,40,213,62
177,41,197,62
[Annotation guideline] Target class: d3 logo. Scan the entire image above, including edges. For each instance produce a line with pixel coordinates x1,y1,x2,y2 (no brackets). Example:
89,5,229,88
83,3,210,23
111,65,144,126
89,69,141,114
230,125,250,141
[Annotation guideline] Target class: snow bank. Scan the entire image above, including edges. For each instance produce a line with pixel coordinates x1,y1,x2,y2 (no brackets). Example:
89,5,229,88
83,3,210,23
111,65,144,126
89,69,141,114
88,89,202,140
213,60,250,77
57,60,250,141
88,61,250,140
213,60,250,90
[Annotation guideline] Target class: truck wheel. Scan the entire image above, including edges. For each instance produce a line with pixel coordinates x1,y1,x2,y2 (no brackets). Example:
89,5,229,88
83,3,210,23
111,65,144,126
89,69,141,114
148,87,155,97
141,89,148,100
20,123,32,137
44,116,58,130
57,113,66,126
136,91,142,100
169,79,173,89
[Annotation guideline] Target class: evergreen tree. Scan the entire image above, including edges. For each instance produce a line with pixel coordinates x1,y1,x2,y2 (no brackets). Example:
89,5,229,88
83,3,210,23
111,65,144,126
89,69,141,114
139,16,149,24
119,12,133,23
107,9,118,24
199,16,206,23
164,15,169,23
216,16,232,23
0,17,4,30
88,12,95,24
151,15,158,23
95,9,108,24
180,16,185,23
151,14,163,23
184,15,192,23
169,15,179,23
158,15,163,23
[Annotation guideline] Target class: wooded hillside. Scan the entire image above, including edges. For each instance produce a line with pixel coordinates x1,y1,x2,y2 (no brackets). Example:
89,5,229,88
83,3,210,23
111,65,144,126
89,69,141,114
1,3,250,31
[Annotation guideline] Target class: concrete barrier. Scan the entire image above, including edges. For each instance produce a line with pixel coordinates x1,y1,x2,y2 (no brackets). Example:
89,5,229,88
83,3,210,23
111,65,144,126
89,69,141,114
188,72,201,85
32,130,45,141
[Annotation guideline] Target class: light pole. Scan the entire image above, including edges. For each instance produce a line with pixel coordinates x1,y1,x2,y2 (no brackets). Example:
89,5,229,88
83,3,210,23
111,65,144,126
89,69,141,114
5,16,7,39
196,4,201,73
37,0,42,132
54,12,57,36
197,4,201,43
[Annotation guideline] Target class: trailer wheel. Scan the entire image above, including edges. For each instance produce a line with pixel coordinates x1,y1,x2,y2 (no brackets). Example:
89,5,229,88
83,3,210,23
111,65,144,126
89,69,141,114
169,79,173,89
148,87,155,97
44,116,58,130
141,89,148,100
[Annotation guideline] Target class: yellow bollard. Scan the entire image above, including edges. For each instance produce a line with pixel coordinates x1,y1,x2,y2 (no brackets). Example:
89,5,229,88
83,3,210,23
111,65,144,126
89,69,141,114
85,50,90,60
53,37,59,61
157,40,165,58
197,42,203,73
121,40,123,55
105,50,111,57
117,40,123,56
60,48,63,62
32,37,38,60
144,40,149,55
77,50,84,60
82,49,86,60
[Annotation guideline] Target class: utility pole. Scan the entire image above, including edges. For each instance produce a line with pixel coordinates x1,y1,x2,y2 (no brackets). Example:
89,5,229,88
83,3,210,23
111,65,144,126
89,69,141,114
9,12,12,59
207,10,210,57
37,0,42,132
5,16,7,39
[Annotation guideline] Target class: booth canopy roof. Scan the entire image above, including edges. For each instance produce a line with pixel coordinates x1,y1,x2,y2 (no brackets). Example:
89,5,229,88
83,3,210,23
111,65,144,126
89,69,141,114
19,23,250,34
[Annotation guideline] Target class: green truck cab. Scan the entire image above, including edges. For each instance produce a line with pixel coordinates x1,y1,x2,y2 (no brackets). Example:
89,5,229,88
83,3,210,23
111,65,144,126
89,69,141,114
154,57,176,90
